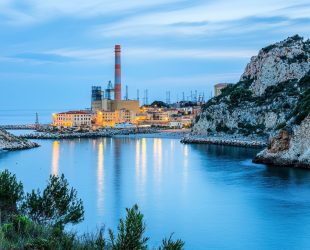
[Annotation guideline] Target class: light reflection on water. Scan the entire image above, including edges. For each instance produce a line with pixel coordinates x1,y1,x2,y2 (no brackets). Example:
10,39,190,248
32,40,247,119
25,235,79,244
51,141,59,176
1,137,310,249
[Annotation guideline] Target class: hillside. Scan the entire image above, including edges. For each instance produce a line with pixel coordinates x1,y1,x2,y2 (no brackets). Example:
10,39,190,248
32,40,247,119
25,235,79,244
0,129,39,150
191,35,310,167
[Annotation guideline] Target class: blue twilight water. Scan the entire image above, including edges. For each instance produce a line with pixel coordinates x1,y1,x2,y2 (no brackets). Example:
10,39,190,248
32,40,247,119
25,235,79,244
1,137,310,249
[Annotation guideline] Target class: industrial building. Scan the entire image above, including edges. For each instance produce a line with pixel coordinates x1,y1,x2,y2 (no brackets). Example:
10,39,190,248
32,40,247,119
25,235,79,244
52,44,202,129
91,45,139,115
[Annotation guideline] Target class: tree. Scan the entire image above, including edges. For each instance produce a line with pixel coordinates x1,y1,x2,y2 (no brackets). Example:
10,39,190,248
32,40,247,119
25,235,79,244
0,170,24,222
150,101,170,108
22,174,84,228
158,234,185,250
109,204,149,250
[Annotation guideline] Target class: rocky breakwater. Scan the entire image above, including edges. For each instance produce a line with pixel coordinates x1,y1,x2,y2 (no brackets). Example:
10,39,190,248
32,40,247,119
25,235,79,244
181,135,266,148
19,128,159,140
0,129,39,151
254,116,310,168
188,35,310,166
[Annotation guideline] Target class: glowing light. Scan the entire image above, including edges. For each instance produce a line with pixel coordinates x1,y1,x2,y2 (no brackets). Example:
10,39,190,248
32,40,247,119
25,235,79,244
51,141,59,176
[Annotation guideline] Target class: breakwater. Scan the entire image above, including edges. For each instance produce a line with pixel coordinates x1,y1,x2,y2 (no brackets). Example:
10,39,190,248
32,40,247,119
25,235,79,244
19,128,159,140
181,135,267,148
0,124,40,130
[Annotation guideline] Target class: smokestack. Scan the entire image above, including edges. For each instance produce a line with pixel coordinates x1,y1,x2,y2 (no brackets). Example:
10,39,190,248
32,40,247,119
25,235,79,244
114,45,121,100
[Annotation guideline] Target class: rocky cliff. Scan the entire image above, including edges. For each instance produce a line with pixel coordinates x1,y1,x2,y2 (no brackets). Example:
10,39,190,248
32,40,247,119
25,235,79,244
0,129,39,150
253,116,310,168
192,35,310,167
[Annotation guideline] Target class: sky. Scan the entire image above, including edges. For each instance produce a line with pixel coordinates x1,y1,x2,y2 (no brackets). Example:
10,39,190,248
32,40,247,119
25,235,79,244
0,0,310,118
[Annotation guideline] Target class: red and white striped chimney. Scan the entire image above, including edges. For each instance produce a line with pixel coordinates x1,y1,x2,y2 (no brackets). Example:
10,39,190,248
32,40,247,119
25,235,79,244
114,45,121,100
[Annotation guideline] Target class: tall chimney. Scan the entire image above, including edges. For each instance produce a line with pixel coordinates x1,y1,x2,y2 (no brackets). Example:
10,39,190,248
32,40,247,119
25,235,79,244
114,45,121,100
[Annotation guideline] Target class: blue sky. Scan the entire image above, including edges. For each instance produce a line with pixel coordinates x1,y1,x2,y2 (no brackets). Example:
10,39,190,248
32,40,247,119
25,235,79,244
0,0,310,114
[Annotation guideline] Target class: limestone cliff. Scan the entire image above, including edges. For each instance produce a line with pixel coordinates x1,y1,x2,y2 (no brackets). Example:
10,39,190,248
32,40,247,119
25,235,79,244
192,35,310,167
0,129,39,150
253,116,310,168
193,35,310,137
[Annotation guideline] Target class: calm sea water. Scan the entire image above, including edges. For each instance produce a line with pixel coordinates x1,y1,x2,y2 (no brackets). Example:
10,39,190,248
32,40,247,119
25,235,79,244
1,136,310,249
0,110,60,125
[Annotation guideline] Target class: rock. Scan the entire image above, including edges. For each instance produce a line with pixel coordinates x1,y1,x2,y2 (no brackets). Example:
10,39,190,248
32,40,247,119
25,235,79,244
268,129,291,153
241,35,310,96
254,116,310,168
0,129,39,151
190,35,310,168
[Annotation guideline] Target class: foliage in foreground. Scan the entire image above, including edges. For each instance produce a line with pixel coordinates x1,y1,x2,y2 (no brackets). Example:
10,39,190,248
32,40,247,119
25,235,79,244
0,170,184,250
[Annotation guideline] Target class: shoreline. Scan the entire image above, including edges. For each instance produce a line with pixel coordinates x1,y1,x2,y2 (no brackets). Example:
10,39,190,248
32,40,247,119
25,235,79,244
181,135,267,148
18,128,190,140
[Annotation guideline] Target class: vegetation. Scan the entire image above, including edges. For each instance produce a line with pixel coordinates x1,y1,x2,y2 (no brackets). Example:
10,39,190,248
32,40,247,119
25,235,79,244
0,170,24,222
291,88,310,125
262,44,276,53
22,174,84,229
150,101,170,108
0,170,184,250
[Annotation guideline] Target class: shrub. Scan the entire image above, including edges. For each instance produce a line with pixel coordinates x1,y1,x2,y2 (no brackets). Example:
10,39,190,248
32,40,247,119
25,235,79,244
291,88,310,125
158,234,185,250
262,44,276,53
22,174,84,228
216,122,230,133
109,204,149,250
0,170,24,221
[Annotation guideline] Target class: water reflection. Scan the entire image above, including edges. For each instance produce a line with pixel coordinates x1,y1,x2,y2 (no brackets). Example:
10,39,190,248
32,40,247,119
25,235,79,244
113,139,122,218
51,141,59,176
4,137,310,249
153,138,162,185
141,138,147,180
183,144,189,186
97,141,104,217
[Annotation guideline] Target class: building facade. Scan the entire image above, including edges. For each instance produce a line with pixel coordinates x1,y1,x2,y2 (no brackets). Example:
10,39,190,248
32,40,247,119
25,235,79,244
53,111,93,127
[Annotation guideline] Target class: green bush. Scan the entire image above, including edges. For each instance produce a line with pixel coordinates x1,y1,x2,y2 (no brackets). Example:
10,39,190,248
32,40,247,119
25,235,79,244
0,170,24,222
291,88,310,124
262,44,276,53
109,204,149,250
158,234,185,250
22,174,84,228
0,171,185,250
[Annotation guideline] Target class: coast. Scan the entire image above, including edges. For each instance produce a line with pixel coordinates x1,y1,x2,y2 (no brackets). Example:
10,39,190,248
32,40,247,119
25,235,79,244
0,129,39,151
181,135,267,148
18,128,185,140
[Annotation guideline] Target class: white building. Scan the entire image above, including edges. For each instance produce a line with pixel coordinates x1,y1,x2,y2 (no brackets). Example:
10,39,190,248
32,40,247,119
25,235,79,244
53,111,93,127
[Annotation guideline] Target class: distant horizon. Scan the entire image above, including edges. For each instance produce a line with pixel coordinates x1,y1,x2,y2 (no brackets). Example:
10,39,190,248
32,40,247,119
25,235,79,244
0,0,309,112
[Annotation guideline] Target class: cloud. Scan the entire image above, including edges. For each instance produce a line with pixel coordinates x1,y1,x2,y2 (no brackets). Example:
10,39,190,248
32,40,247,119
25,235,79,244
94,0,310,38
0,0,182,25
9,52,75,63
47,46,256,62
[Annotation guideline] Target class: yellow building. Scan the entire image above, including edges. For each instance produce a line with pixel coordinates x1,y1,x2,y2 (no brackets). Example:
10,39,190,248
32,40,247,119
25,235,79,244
95,109,136,127
95,111,117,127
91,99,139,113
53,111,93,127
118,109,136,124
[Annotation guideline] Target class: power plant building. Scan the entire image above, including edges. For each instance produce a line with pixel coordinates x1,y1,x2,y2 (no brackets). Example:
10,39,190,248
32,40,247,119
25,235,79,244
91,44,139,115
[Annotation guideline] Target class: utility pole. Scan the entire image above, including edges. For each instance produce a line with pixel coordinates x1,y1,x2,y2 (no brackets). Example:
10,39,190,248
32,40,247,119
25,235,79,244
35,112,39,130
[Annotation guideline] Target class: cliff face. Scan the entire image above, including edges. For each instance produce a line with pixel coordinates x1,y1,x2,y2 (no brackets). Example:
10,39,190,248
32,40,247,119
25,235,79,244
192,35,310,167
0,129,38,150
241,35,310,96
253,116,310,168
193,35,310,138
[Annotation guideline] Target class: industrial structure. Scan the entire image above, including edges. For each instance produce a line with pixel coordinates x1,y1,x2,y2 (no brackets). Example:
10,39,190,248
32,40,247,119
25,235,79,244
52,44,203,129
91,44,139,115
